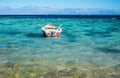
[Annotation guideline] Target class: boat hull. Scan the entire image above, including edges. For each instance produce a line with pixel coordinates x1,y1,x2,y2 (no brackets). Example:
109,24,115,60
42,31,61,37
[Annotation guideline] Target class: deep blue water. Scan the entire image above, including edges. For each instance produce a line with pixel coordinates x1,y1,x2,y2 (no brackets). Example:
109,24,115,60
0,15,120,78
1,15,120,19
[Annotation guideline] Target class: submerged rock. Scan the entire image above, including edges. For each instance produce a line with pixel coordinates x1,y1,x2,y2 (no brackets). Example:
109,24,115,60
96,47,120,54
58,70,74,76
43,72,57,78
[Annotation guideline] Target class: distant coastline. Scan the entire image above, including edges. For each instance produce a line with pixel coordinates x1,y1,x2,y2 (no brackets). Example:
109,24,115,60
0,6,120,15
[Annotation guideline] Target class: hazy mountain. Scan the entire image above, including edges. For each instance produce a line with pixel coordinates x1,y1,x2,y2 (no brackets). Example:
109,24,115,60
55,8,120,15
0,6,120,15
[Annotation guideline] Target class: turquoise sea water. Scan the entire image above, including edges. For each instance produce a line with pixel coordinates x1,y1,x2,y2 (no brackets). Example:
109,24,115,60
0,15,120,78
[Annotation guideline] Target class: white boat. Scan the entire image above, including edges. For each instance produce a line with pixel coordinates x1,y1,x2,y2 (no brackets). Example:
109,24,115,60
41,24,62,37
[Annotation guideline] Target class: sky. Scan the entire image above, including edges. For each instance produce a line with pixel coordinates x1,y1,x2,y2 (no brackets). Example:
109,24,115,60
0,0,120,9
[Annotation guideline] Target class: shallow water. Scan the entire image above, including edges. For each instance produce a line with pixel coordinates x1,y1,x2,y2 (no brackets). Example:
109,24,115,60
0,16,120,78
